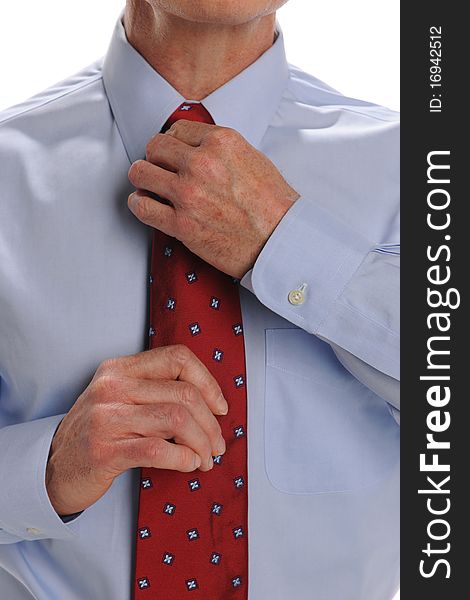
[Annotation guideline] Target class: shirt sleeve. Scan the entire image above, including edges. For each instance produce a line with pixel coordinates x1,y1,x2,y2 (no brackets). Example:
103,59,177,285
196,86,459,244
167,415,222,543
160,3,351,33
0,414,79,544
240,195,400,414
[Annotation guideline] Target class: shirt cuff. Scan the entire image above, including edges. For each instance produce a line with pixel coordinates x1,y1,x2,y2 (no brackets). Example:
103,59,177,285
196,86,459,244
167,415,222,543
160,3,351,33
0,414,78,542
241,195,372,334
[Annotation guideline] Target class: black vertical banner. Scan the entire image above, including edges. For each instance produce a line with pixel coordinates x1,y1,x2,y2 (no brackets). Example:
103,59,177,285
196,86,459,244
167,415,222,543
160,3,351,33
401,3,466,598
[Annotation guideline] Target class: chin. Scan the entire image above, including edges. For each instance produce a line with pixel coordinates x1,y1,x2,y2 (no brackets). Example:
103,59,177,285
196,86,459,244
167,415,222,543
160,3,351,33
148,0,287,25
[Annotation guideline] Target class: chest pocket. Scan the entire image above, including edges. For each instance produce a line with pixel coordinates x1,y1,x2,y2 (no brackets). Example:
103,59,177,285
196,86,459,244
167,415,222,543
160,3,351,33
264,328,399,494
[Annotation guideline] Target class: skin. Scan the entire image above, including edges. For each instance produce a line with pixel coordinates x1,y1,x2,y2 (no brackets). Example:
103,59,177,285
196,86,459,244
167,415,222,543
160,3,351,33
128,121,299,278
124,0,287,100
46,0,299,516
47,346,228,515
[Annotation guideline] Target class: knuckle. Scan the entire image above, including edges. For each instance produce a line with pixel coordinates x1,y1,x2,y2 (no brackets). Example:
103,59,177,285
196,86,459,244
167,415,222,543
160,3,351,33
128,159,146,182
178,447,196,472
134,197,152,221
114,352,137,371
96,357,119,375
169,404,189,430
209,126,238,145
188,151,216,177
146,134,165,159
178,382,198,408
168,121,184,135
170,343,192,365
148,438,167,463
167,122,178,134
145,138,156,160
93,373,121,399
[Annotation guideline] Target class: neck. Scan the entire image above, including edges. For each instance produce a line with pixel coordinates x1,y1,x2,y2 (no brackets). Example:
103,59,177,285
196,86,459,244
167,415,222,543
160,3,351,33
124,2,276,100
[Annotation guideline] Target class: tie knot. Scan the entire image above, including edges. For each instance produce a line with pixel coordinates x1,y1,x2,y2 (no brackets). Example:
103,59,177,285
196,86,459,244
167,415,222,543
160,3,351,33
162,102,214,132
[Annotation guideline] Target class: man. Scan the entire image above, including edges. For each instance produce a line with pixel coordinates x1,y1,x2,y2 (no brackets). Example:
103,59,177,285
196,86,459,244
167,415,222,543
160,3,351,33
0,0,400,598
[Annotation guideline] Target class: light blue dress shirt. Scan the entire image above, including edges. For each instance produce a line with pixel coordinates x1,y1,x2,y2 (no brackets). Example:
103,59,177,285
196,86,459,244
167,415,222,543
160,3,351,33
0,16,400,600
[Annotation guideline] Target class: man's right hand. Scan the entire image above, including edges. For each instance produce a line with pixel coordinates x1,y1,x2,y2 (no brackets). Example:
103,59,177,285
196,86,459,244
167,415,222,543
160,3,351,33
45,344,228,517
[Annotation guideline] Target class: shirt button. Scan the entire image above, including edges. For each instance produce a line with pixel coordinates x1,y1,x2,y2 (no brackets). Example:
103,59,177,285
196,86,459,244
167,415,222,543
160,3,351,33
26,527,42,535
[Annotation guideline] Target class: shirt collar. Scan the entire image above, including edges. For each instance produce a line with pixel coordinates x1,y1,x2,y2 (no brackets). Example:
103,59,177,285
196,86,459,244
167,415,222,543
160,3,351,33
102,16,289,164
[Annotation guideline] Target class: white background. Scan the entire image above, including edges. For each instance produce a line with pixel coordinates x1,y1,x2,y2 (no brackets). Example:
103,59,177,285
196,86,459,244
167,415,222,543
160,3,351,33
0,0,399,112
0,2,400,598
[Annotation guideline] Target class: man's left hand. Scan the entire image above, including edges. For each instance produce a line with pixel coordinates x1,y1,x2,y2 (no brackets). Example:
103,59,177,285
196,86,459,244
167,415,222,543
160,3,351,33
127,121,299,278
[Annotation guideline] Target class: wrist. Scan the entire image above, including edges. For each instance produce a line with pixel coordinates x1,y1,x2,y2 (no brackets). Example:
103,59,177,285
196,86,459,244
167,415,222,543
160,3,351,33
45,454,74,517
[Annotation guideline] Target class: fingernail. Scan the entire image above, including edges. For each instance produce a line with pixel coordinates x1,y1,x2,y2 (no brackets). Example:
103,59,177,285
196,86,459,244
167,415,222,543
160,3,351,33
216,437,226,455
194,455,202,469
217,395,229,415
128,192,138,209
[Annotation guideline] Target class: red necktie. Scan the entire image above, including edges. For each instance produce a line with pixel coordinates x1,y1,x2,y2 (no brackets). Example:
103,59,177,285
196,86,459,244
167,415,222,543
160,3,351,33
134,102,249,598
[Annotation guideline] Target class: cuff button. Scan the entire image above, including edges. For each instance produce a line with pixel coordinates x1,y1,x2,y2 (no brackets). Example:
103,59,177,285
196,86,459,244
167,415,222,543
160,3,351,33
287,289,305,306
288,283,308,305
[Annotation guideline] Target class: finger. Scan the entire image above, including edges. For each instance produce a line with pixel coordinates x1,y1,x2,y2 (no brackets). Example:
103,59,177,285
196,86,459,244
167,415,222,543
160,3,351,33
116,436,202,473
118,380,226,457
125,402,214,470
128,190,177,234
146,133,193,171
166,119,216,147
128,159,177,198
109,345,228,416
